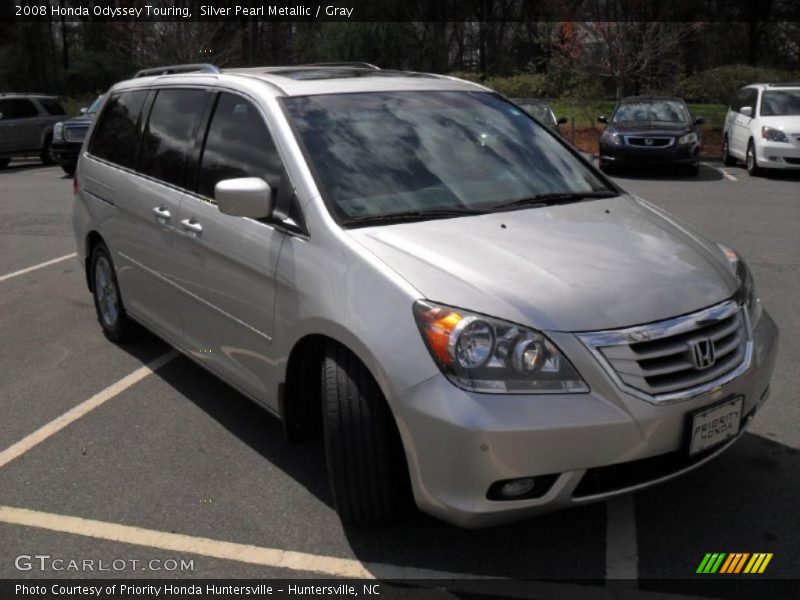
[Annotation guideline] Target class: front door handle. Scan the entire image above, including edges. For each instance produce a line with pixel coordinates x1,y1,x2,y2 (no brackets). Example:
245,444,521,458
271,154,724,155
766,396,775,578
152,206,171,220
181,218,203,234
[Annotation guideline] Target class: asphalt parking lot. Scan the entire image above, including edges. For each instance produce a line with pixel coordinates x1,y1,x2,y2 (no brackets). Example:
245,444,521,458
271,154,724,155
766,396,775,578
0,160,798,597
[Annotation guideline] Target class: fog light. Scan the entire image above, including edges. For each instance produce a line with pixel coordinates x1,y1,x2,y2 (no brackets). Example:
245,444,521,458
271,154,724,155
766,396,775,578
499,478,536,498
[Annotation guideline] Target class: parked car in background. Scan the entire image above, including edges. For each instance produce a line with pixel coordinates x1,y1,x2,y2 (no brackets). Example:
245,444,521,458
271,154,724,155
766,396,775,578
511,97,567,135
598,96,704,175
723,83,800,176
0,93,65,168
74,64,777,528
51,94,106,175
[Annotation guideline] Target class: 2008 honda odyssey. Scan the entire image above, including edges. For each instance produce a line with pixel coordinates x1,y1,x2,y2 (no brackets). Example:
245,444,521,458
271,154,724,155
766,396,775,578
72,63,779,528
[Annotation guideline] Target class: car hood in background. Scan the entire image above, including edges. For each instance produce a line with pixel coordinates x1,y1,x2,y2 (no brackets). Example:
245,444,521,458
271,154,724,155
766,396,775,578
348,195,737,332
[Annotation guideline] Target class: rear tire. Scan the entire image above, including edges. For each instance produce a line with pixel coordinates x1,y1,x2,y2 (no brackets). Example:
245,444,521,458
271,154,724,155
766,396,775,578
722,136,736,166
40,136,55,165
89,242,140,342
321,342,410,525
745,140,761,176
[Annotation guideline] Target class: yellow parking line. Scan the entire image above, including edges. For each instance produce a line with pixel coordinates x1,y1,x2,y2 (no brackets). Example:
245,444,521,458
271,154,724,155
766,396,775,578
0,505,493,580
0,351,178,469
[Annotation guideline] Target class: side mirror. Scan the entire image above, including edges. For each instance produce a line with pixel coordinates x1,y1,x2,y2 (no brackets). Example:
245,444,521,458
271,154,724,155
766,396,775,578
80,107,88,115
215,177,273,218
557,116,568,125
597,115,608,124
740,106,753,117
694,116,705,125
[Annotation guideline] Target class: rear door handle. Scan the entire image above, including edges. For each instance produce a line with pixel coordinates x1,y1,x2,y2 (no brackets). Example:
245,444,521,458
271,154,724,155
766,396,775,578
181,218,203,234
152,206,171,220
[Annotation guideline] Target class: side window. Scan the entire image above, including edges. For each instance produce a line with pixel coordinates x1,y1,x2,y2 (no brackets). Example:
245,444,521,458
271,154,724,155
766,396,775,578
745,89,759,113
89,90,147,169
197,92,283,199
138,89,208,187
1,98,38,118
39,98,66,115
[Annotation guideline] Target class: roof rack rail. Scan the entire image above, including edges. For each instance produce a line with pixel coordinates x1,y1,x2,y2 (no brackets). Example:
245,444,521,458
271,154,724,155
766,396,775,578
298,62,380,70
0,92,57,97
134,63,221,78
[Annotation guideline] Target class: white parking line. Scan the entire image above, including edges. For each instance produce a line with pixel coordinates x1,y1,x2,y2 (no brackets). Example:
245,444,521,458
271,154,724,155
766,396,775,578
0,350,178,469
0,253,77,283
703,163,738,181
0,505,723,599
605,495,638,581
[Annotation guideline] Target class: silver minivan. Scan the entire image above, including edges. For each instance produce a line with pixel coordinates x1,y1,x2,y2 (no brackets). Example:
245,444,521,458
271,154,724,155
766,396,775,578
72,64,779,528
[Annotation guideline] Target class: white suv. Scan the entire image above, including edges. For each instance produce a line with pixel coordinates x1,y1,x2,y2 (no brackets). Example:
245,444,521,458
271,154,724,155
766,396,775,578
723,83,800,175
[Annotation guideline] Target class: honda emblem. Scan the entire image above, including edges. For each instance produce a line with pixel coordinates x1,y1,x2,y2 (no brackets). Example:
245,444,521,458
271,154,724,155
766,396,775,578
690,338,716,370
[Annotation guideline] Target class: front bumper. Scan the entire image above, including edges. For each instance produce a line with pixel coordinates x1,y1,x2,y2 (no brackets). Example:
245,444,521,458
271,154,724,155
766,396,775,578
393,310,778,528
49,141,81,166
600,142,699,167
755,140,800,169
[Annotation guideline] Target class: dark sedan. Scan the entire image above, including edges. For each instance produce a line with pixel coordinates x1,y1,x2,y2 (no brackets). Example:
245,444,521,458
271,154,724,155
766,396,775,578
50,94,105,176
598,97,704,175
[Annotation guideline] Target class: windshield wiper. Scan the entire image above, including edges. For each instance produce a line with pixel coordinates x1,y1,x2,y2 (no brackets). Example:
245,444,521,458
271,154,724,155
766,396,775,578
491,190,620,211
342,208,486,227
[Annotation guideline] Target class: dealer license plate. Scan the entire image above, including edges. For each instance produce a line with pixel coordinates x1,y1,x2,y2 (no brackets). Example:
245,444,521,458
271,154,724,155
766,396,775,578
688,396,743,456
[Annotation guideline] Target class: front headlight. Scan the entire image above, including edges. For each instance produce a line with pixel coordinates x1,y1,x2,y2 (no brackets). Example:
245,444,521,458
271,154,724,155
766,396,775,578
761,127,789,143
719,245,762,326
53,122,64,141
601,130,621,145
413,300,589,394
677,132,698,145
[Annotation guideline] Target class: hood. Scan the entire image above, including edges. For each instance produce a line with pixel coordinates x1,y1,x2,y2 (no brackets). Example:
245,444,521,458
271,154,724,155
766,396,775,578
62,114,95,126
348,195,737,332
757,115,800,130
607,121,692,135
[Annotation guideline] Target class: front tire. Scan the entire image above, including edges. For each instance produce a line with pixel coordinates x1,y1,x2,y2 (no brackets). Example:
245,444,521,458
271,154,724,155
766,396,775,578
0,158,10,169
40,136,55,165
89,242,139,342
722,136,736,166
61,162,76,176
321,342,410,525
745,140,761,176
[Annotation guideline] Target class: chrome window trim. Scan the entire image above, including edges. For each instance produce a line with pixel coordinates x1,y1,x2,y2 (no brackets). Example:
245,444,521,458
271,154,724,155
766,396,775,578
577,299,753,405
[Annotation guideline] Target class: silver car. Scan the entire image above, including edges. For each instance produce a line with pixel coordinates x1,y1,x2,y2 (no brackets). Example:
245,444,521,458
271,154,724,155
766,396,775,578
72,64,779,528
0,93,66,168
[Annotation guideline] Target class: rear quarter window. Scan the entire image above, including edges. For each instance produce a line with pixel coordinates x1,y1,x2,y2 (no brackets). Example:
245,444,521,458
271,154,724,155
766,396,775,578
0,98,38,119
89,90,148,169
39,98,66,115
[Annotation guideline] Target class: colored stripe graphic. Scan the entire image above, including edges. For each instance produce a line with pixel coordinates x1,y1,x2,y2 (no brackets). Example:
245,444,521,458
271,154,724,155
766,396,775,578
699,552,773,574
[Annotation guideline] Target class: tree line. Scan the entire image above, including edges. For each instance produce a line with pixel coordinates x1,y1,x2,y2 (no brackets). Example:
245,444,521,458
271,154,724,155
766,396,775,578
1,0,798,102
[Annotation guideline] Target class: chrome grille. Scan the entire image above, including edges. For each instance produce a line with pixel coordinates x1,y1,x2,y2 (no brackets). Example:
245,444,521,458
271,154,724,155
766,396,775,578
578,300,750,403
624,136,674,147
64,125,89,143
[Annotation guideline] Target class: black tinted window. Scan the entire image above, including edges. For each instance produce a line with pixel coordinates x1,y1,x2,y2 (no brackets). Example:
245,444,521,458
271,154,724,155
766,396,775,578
39,98,66,115
89,91,147,168
0,98,38,118
139,89,207,187
198,93,282,198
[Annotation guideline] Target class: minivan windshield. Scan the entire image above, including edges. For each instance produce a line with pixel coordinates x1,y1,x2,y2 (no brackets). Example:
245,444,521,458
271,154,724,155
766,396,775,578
760,90,800,116
282,91,613,224
612,100,689,124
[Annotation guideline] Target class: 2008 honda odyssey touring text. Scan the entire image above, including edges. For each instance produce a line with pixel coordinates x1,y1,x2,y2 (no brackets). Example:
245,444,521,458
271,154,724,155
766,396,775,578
72,63,779,528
